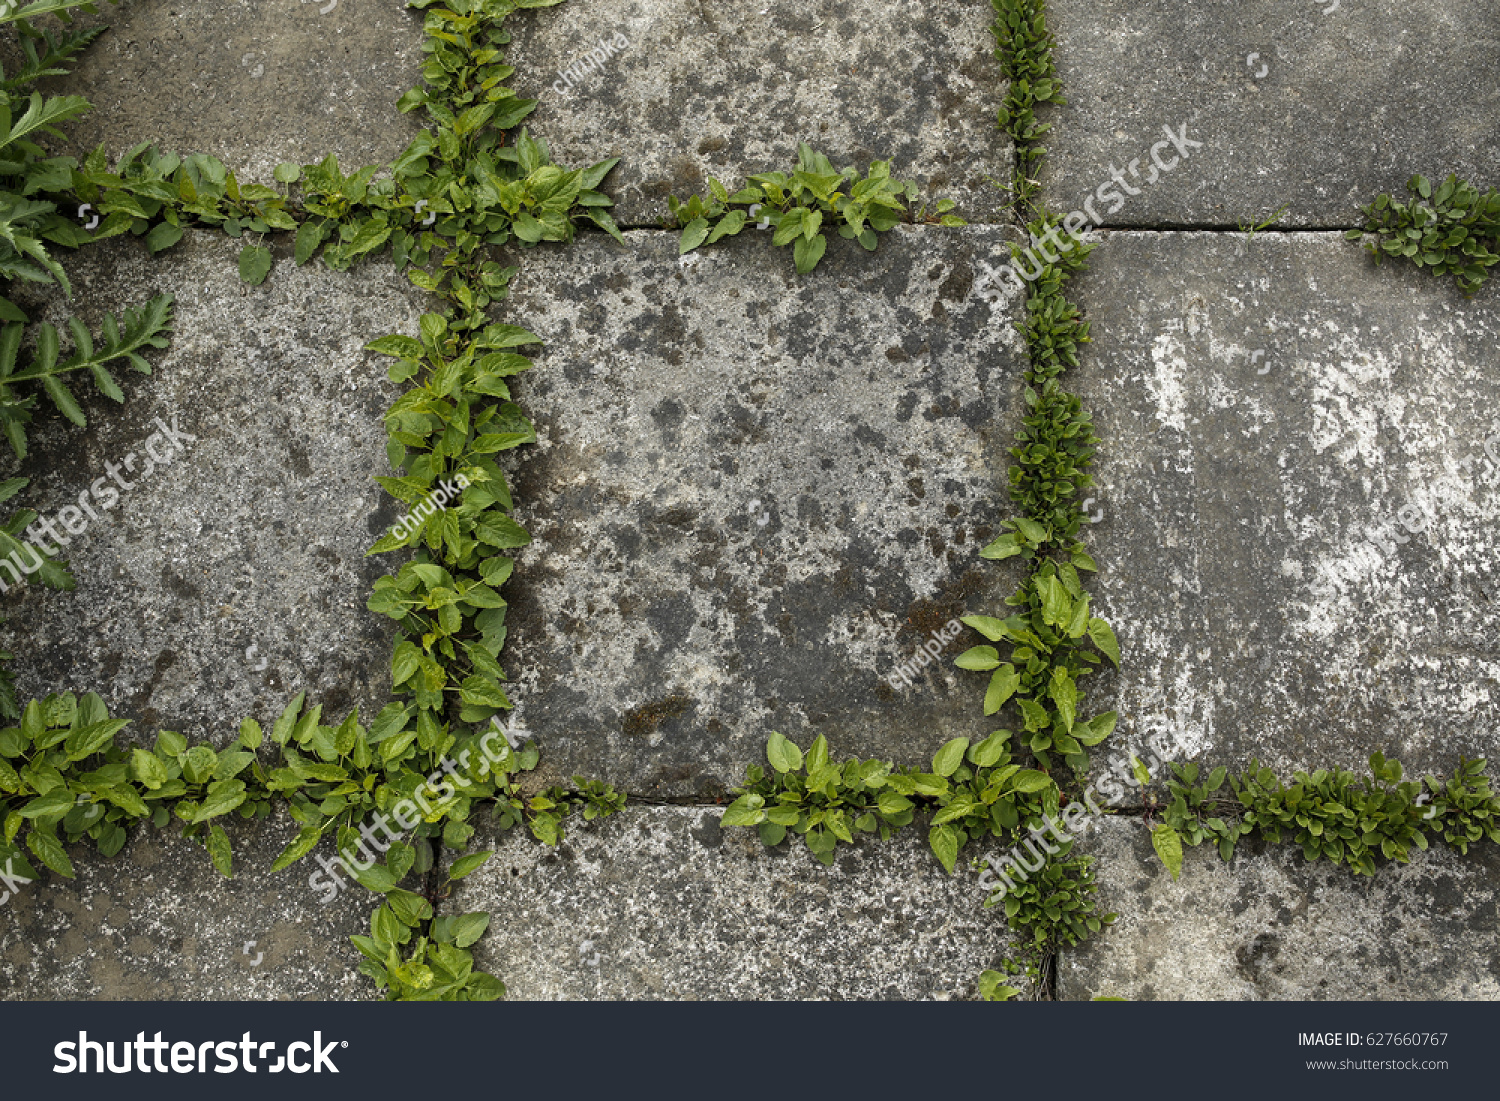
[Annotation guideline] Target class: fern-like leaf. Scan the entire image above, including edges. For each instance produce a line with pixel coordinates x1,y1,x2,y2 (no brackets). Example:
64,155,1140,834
0,24,108,93
0,292,173,458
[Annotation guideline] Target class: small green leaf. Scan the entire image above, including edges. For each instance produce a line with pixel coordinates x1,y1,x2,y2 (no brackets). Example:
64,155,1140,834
145,222,184,254
928,823,959,874
805,734,829,773
1087,617,1120,666
979,970,1020,1001
758,821,787,847
207,824,233,878
961,615,1010,642
446,851,492,882
1049,667,1078,732
792,231,827,273
954,645,1000,671
1009,769,1054,795
720,793,766,828
1018,697,1050,732
270,825,323,873
968,731,1010,768
238,718,264,750
271,692,305,746
295,219,328,265
1152,824,1184,881
984,665,1021,716
239,244,272,285
130,747,169,790
27,827,73,878
679,216,711,253
931,737,970,777
447,912,491,948
189,779,246,823
765,731,803,774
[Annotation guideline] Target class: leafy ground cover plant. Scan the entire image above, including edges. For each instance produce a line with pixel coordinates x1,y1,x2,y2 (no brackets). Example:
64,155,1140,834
669,143,964,273
722,728,1116,982
1152,753,1500,881
0,684,627,999
1349,173,1500,296
990,0,1065,210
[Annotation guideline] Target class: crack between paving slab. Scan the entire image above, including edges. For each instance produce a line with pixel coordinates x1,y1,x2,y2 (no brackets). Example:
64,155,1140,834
619,793,727,807
1093,222,1361,234
593,217,1025,234
592,219,1366,245
420,835,449,919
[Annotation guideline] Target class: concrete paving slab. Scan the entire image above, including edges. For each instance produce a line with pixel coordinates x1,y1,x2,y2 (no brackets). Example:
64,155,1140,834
1058,818,1500,1000
452,805,1026,1000
0,808,382,999
32,0,427,186
1043,0,1500,228
1069,230,1499,783
4,230,425,747
491,225,1029,797
505,0,1011,226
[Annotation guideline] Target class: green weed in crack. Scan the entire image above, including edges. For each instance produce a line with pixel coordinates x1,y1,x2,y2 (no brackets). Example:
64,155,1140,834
721,725,1118,995
989,0,1065,212
1349,173,1500,296
668,142,965,274
1154,753,1500,882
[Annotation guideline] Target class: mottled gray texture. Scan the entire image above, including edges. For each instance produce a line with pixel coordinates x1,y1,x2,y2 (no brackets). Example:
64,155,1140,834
1058,818,1500,1000
33,0,426,186
1068,231,1499,786
5,230,427,747
492,226,1028,797
1042,0,1500,228
0,808,382,999
452,805,1026,1000
505,0,1010,226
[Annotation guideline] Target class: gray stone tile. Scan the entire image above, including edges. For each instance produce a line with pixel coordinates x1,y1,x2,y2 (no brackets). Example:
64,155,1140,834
5,230,426,747
505,0,1010,226
1069,230,1499,783
1058,818,1500,1000
34,0,427,185
1043,0,1500,227
0,808,380,1000
451,805,1027,1000
491,225,1029,796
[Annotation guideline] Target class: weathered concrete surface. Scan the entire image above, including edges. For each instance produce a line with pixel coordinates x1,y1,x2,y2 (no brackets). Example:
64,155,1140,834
33,0,426,186
452,805,1025,1000
1043,0,1500,227
5,230,425,747
1070,231,1499,784
493,226,1028,797
0,809,383,999
506,0,1010,226
1058,819,1500,1000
